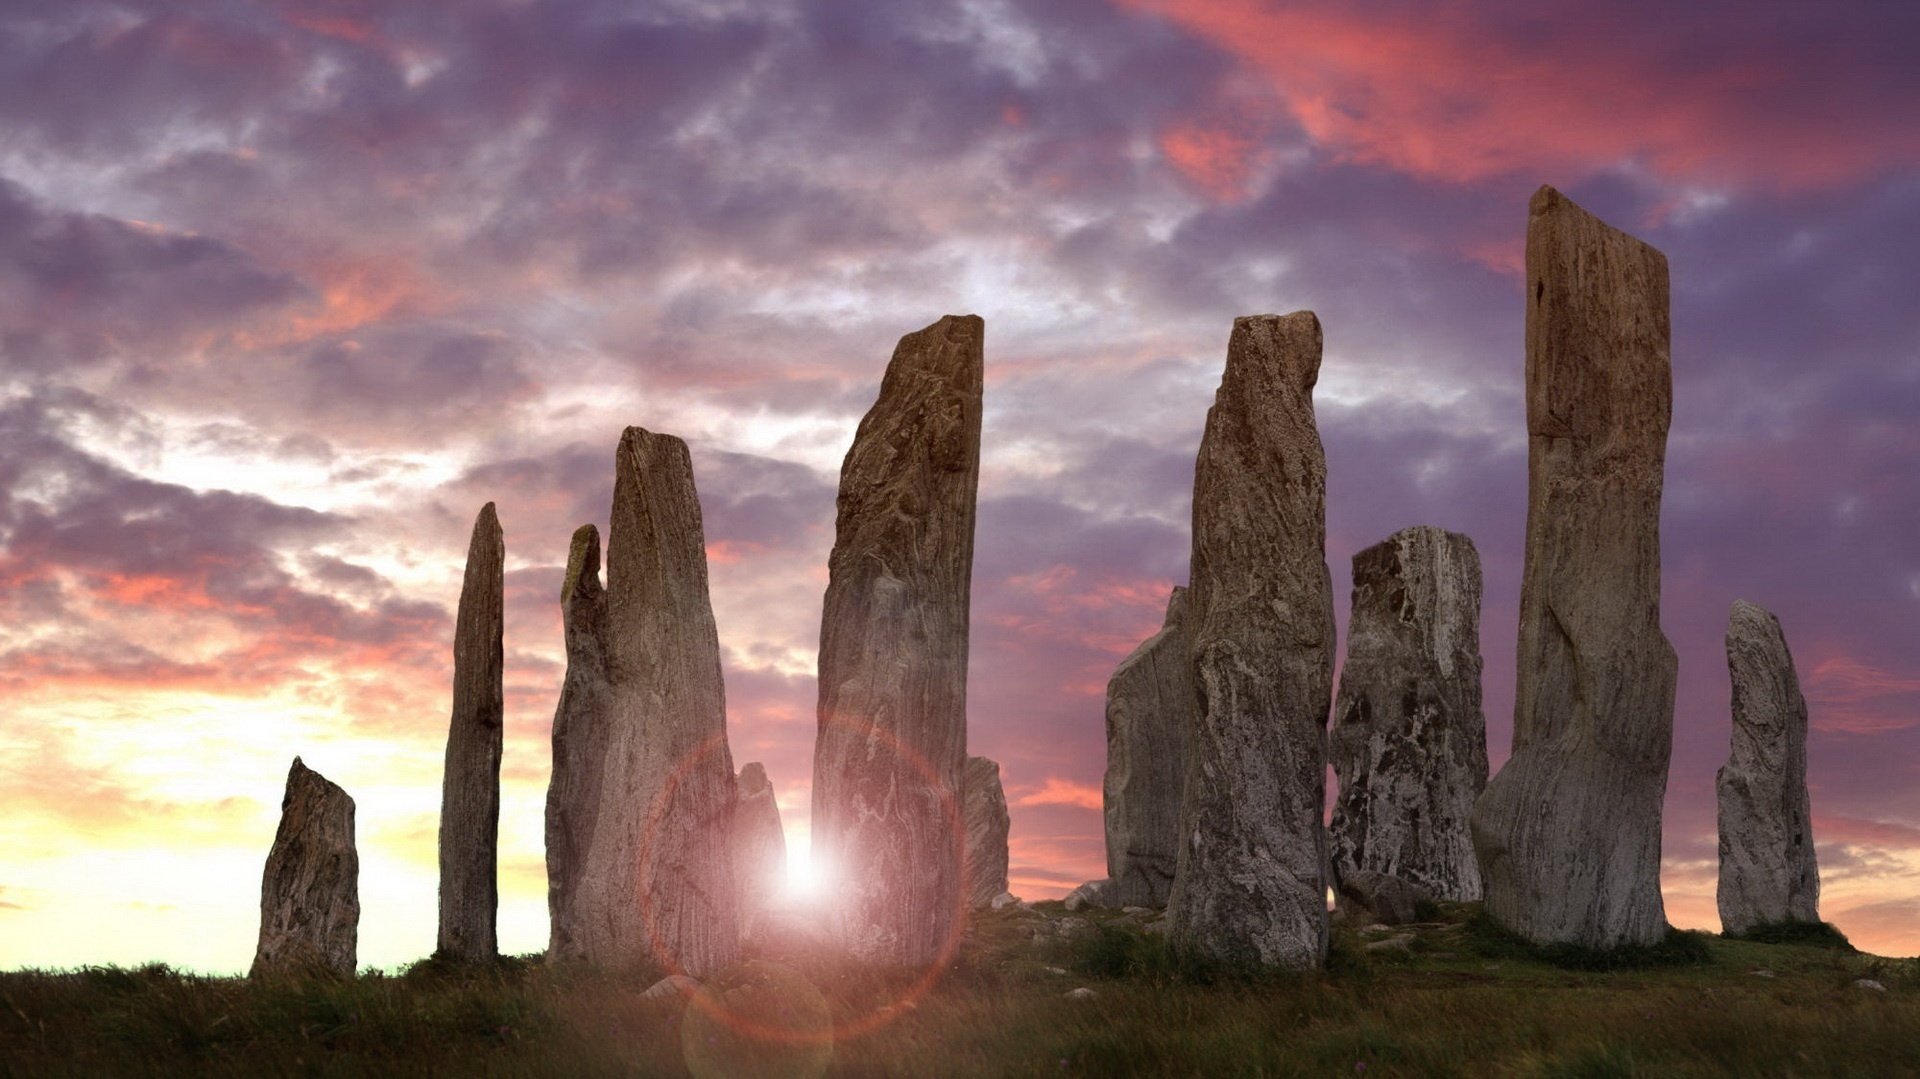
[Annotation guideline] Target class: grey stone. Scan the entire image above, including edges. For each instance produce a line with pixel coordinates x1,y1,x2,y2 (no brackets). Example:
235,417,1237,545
989,891,1021,911
963,756,1010,909
1471,186,1678,950
1334,869,1433,927
1853,979,1887,992
734,762,787,934
1065,987,1096,1000
1063,879,1115,912
251,758,358,980
1102,587,1194,909
1168,312,1335,971
1329,526,1487,902
1717,601,1821,935
437,503,503,963
545,429,739,976
641,974,702,1001
811,315,983,965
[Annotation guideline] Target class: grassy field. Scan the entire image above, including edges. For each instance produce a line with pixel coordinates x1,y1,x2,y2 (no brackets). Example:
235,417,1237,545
3,903,1917,1077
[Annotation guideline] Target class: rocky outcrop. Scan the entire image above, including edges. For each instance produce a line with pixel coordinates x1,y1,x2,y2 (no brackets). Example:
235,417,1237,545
437,502,503,963
1102,587,1193,909
1471,186,1678,949
1718,601,1821,935
1329,526,1487,902
963,756,1010,909
251,758,358,980
734,762,787,931
1167,312,1335,970
545,429,739,976
812,315,983,965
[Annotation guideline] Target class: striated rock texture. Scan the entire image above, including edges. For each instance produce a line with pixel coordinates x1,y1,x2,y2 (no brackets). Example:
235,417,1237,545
1329,526,1488,902
963,756,1011,909
1167,312,1335,970
812,315,983,965
1103,587,1194,909
733,762,787,930
437,502,504,963
1717,601,1821,935
1471,186,1678,949
545,429,739,976
252,758,358,980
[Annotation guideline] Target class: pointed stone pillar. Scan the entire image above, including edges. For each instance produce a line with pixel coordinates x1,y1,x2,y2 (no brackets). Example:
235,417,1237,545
546,524,612,961
734,762,788,933
252,758,358,979
963,756,1010,909
1103,586,1194,909
437,502,503,963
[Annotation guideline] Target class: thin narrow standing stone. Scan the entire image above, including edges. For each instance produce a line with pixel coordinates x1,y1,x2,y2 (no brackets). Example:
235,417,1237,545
1471,186,1677,949
1168,312,1335,970
437,502,503,963
1103,586,1194,909
1718,601,1821,935
549,428,739,975
963,756,1011,909
812,315,983,965
252,757,358,980
1329,527,1487,902
734,762,787,933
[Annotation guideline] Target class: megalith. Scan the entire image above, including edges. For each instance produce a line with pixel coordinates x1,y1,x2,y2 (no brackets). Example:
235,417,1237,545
437,502,503,963
1102,586,1194,908
1471,185,1678,949
963,756,1011,909
734,762,788,931
251,757,358,979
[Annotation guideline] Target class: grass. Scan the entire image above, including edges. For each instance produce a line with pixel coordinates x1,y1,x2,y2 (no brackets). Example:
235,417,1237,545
3,904,1918,1077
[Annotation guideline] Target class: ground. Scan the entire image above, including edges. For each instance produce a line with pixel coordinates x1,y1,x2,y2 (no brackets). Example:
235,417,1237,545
3,903,1917,1077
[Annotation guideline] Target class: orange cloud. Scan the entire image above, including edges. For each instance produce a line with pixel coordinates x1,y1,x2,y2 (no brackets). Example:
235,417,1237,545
1160,121,1266,203
1015,776,1104,809
1805,656,1920,734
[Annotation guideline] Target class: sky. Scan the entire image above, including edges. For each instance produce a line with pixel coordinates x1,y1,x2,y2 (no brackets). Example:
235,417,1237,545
0,0,1916,973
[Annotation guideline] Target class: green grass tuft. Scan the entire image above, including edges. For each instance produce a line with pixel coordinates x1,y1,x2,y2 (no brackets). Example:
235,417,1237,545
1726,919,1855,951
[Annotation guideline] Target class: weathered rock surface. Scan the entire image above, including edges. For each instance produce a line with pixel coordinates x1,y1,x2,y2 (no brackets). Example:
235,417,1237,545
252,758,358,980
545,429,739,976
1329,526,1487,902
1167,312,1335,970
1063,879,1115,912
437,502,503,963
1334,869,1434,927
812,315,983,965
963,756,1010,909
734,762,787,931
1718,600,1821,935
1471,186,1678,950
1103,586,1194,909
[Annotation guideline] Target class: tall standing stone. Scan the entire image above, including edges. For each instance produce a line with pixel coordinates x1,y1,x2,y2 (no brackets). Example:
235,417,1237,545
734,762,787,931
437,502,503,963
1102,586,1194,908
1329,526,1487,902
252,757,358,980
545,429,739,976
1717,600,1821,935
812,315,983,965
1168,312,1335,970
963,756,1010,909
1471,186,1677,949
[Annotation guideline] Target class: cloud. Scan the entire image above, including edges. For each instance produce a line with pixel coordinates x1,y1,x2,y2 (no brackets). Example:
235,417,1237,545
1015,777,1105,810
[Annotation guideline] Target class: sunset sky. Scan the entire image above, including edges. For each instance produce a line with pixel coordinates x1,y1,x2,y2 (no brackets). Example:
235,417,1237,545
1,0,1916,972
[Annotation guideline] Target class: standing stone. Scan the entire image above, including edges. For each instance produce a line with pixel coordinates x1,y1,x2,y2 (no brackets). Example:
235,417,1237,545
545,428,739,976
734,762,787,931
1471,186,1677,949
1167,312,1335,970
1329,526,1487,903
812,315,983,965
1717,600,1821,935
963,756,1011,909
251,758,358,980
1103,587,1194,909
437,502,503,963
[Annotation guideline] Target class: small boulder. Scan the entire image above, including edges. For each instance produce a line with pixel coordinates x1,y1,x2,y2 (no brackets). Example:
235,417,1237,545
1063,879,1115,912
989,891,1021,911
1853,979,1887,993
1065,987,1096,1000
641,974,702,1001
1335,870,1433,927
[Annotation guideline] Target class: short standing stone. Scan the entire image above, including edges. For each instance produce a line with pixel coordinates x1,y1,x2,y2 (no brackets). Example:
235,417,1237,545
252,758,358,979
1329,526,1487,903
1168,312,1336,970
1471,186,1678,949
437,502,504,963
963,756,1011,909
1718,600,1821,935
734,762,788,931
1103,587,1194,909
546,524,613,962
812,315,983,965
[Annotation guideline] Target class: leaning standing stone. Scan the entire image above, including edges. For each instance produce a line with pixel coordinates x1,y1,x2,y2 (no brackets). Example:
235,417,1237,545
1167,312,1336,970
963,756,1011,909
1718,600,1821,935
1471,186,1678,949
437,502,504,963
812,315,983,965
252,758,358,979
1329,526,1487,902
734,762,788,932
1103,586,1194,909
